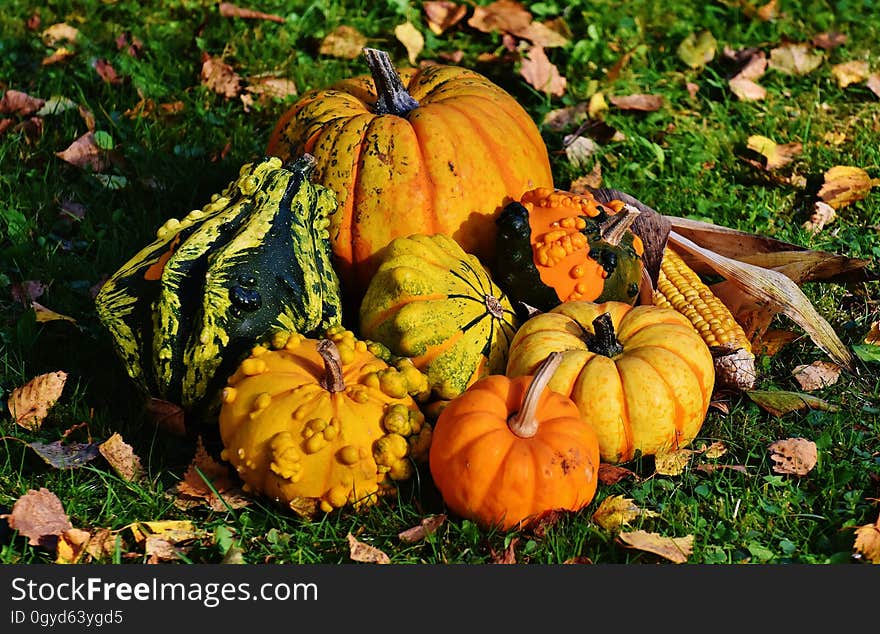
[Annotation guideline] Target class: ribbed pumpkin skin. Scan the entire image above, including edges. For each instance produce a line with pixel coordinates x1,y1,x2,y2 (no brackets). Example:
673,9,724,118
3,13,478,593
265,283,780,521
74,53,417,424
506,301,715,464
359,233,520,401
428,371,600,531
266,62,554,299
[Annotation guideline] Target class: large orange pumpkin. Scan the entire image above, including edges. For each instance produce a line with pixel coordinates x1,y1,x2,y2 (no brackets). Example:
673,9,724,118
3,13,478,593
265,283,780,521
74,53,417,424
506,301,715,464
266,48,554,302
429,353,601,531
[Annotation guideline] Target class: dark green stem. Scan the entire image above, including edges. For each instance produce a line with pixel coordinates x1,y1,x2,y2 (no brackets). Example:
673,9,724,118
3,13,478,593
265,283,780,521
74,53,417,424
586,313,624,357
363,48,419,117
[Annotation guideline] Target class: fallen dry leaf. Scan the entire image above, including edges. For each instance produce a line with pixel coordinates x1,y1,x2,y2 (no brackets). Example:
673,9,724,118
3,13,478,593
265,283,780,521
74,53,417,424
319,25,367,59
517,20,570,48
395,21,424,65
677,30,716,69
423,1,467,35
398,514,446,543
245,76,298,101
94,58,122,85
127,520,201,545
754,329,799,356
41,47,75,66
468,0,531,35
812,31,847,50
746,389,838,416
145,397,186,436
831,60,870,89
654,449,694,476
769,42,824,75
347,533,390,564
570,162,603,192
609,93,663,111
746,134,802,169
85,528,122,561
491,536,519,564
853,511,880,563
8,370,68,430
694,463,748,475
699,441,728,459
174,436,251,511
803,201,836,234
817,165,880,209
10,280,46,305
563,134,598,169
0,89,46,116
768,437,818,476
55,528,91,564
591,495,658,531
867,74,880,98
519,45,566,97
2,488,73,548
28,439,100,469
866,322,879,345
200,54,242,98
756,0,779,20
596,463,636,485
32,301,77,324
617,530,694,563
98,432,143,482
55,131,108,172
41,22,79,47
219,2,285,22
792,360,841,391
145,535,188,563
542,102,589,131
729,76,767,101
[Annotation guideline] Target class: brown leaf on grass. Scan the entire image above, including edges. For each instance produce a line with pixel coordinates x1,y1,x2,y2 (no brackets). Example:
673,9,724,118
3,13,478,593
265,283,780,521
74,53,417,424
78,105,96,132
746,390,838,416
55,528,92,564
563,134,598,170
219,2,285,23
115,32,144,58
867,74,880,98
398,514,446,543
802,201,836,234
98,432,143,482
592,495,658,531
542,102,589,131
145,397,186,436
617,530,694,563
2,488,73,548
695,463,748,475
570,162,603,193
28,440,100,469
754,329,799,356
866,322,880,345
677,30,716,69
756,0,779,20
85,528,121,561
468,0,532,35
746,134,802,170
0,118,12,135
200,54,242,98
853,512,880,563
831,60,870,89
768,437,818,476
41,47,75,66
55,132,107,172
699,441,728,459
94,59,122,85
519,45,566,97
729,76,767,101
792,361,841,391
769,43,824,75
517,20,570,48
41,23,79,47
0,89,46,116
818,165,880,209
319,25,367,60
423,1,467,35
812,31,848,50
347,533,390,564
395,21,424,65
491,536,519,564
245,76,298,101
32,302,77,324
145,536,187,563
609,93,663,111
654,449,694,476
27,11,41,31
10,280,46,305
597,463,636,485
174,436,251,511
8,371,68,431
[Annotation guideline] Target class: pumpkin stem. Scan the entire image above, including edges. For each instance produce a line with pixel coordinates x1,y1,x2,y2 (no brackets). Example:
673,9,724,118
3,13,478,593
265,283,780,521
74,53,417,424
508,352,564,439
317,339,346,393
586,312,624,357
599,203,640,247
363,47,420,117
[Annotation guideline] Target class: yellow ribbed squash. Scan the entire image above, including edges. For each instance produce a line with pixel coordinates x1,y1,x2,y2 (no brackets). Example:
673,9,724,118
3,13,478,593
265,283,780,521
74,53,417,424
359,233,520,401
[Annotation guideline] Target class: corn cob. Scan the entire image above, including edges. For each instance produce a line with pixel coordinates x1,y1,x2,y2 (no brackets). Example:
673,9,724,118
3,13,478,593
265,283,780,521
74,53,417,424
653,247,756,390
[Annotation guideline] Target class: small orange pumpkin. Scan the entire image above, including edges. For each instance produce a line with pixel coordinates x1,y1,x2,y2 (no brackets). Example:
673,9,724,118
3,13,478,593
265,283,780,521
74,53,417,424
428,352,600,531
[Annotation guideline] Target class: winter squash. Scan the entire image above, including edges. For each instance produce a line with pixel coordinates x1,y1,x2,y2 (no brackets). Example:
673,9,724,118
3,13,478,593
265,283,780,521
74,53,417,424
94,155,343,422
493,187,645,312
506,301,715,464
359,233,519,401
218,327,432,516
266,48,554,303
429,352,600,531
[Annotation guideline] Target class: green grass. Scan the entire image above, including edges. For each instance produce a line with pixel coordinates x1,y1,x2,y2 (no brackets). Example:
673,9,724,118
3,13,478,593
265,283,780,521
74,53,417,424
1,0,878,565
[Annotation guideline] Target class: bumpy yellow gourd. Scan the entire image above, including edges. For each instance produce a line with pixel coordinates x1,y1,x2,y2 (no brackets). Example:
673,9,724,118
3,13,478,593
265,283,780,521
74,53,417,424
218,327,431,516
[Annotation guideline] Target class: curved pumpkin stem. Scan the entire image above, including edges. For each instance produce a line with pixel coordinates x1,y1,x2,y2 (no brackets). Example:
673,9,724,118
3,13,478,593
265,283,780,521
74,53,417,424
599,203,641,247
317,339,346,393
363,48,419,117
586,312,624,357
508,351,564,439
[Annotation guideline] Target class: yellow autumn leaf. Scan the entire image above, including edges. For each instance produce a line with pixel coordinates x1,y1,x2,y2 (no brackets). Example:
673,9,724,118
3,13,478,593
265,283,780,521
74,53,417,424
866,322,880,345
126,520,199,544
701,441,728,459
853,512,880,563
7,370,68,431
818,165,880,209
32,301,77,324
617,530,694,563
746,134,802,169
831,60,870,88
591,495,658,531
55,528,92,564
654,449,694,476
394,21,424,65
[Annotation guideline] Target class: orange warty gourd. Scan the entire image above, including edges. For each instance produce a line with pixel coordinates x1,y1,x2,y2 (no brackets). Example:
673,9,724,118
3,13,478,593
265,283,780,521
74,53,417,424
429,353,601,531
506,301,715,464
266,48,554,303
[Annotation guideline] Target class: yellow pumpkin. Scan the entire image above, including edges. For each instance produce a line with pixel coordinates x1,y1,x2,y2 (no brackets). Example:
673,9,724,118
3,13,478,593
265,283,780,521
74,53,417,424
506,301,715,464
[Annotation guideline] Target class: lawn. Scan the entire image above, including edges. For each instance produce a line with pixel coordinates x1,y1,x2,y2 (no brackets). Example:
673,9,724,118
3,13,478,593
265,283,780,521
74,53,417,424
1,0,878,566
